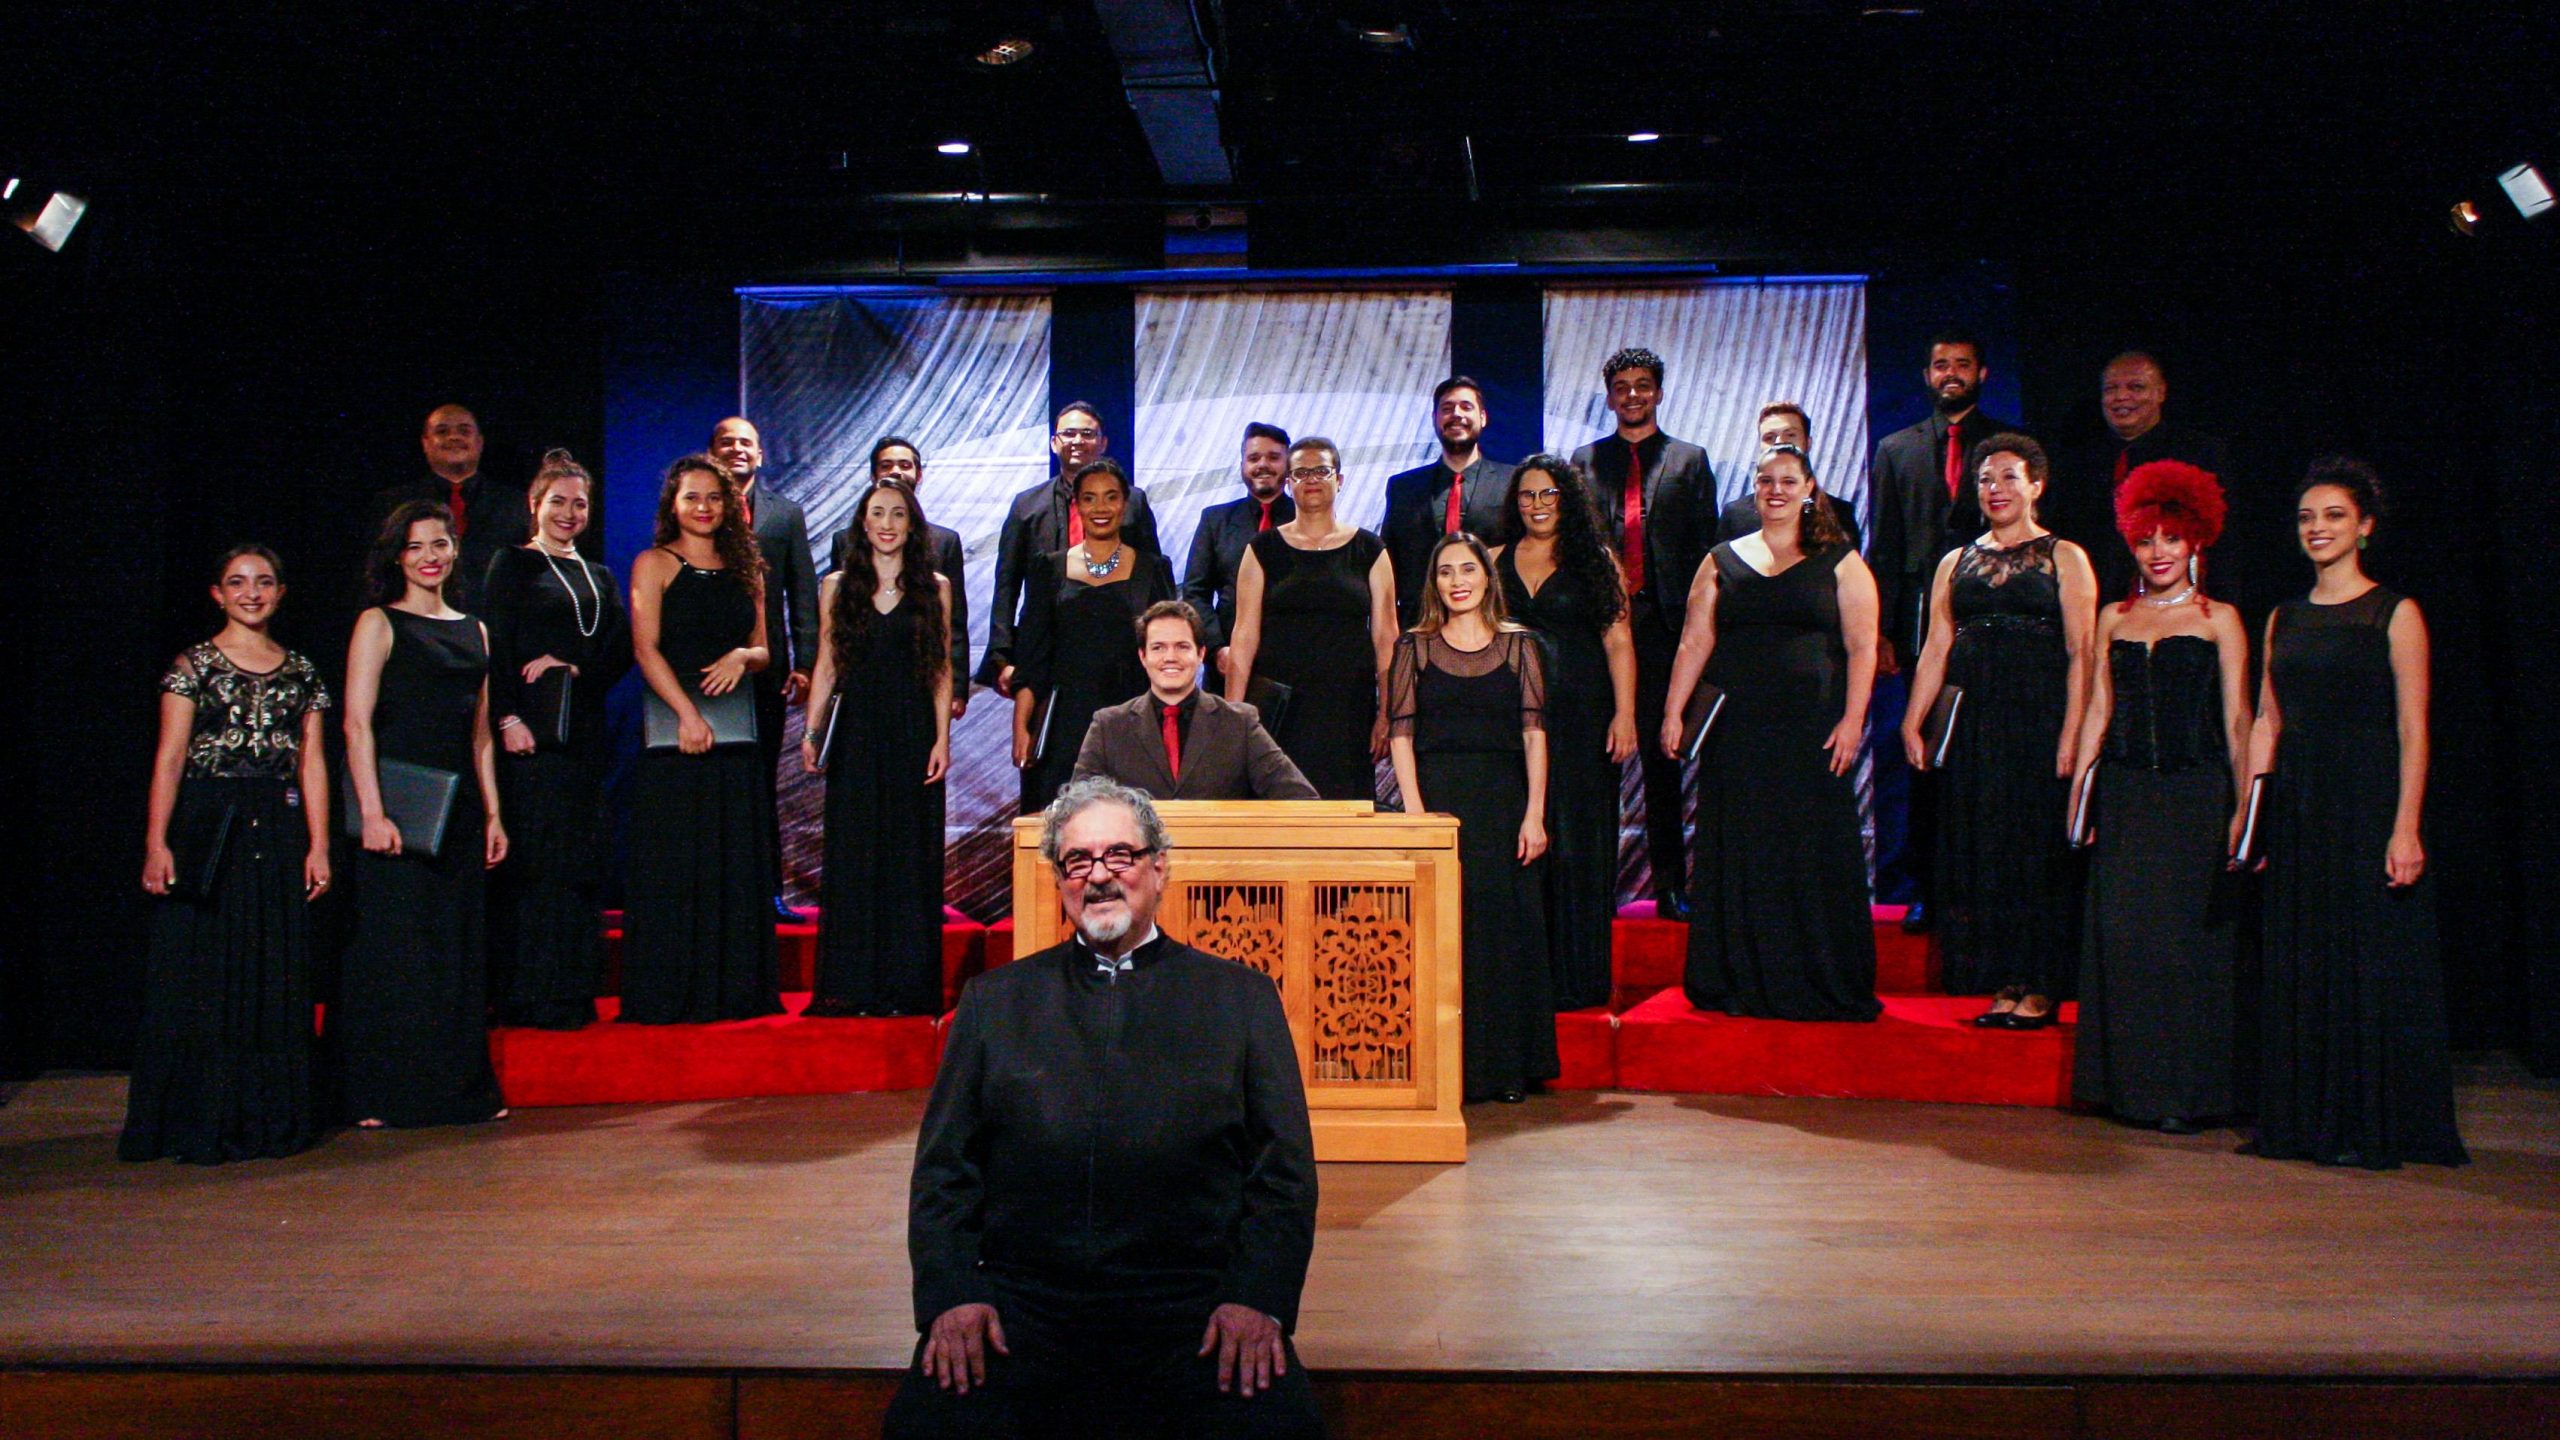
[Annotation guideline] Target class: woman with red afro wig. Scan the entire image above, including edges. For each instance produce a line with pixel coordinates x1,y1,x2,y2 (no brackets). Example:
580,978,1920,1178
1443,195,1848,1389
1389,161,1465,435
2068,460,2254,1132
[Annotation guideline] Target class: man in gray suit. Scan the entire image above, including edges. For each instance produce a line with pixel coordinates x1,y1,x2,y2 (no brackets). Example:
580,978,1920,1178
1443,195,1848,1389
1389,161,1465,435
1074,602,1316,802
710,416,821,920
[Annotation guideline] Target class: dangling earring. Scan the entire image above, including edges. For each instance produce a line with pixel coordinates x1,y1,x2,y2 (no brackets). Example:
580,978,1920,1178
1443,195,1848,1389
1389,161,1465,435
2187,554,2199,586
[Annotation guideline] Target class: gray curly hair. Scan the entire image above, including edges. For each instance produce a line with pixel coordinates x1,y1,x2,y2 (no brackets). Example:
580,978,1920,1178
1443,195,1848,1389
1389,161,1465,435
1038,776,1173,869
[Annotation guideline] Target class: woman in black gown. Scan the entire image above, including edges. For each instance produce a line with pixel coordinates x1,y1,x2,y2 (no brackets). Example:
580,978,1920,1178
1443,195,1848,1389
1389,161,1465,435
1662,444,1883,1022
1012,459,1175,812
803,482,953,1017
2069,462,2253,1131
484,450,630,1029
339,502,510,1128
1225,435,1398,801
623,455,783,1024
1901,435,2097,1029
1388,532,1555,1103
2244,458,2465,1168
1493,455,1635,1011
126,544,334,1162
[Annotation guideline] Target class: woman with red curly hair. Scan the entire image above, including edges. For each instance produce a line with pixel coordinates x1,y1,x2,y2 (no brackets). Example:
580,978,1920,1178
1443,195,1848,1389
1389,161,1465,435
2067,461,2253,1132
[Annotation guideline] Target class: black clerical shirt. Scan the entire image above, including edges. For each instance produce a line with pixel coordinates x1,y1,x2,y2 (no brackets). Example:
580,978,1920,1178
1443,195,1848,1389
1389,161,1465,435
908,935,1318,1332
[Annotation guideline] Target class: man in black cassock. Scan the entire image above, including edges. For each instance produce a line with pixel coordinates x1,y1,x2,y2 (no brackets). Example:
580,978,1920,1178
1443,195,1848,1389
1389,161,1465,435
885,777,1323,1440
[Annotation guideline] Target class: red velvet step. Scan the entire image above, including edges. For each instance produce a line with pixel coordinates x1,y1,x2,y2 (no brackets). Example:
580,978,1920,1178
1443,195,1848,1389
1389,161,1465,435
1612,989,2079,1107
1553,1007,1617,1089
600,910,987,1012
1608,904,1934,1011
490,993,943,1107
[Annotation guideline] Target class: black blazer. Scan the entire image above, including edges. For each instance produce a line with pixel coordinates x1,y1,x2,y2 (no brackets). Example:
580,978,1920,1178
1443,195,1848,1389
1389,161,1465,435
832,521,971,692
1379,457,1514,629
367,473,528,614
743,481,822,678
909,937,1318,1328
981,477,1163,686
1570,433,1715,631
1181,492,1295,653
1869,408,2027,656
1072,690,1319,801
1714,494,1865,557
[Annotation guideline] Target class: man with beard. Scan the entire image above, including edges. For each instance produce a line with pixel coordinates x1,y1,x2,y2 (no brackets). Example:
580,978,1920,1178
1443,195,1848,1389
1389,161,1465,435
1181,422,1295,676
833,436,972,716
2059,352,2240,610
368,403,526,614
1569,347,1714,921
1380,377,1513,629
888,777,1322,1440
980,402,1164,695
709,416,821,921
1865,333,2029,929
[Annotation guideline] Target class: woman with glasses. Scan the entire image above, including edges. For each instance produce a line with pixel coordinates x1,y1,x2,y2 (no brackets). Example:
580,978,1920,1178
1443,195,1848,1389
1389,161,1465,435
1012,458,1175,813
1492,455,1634,1011
1661,444,1883,1023
1224,436,1398,800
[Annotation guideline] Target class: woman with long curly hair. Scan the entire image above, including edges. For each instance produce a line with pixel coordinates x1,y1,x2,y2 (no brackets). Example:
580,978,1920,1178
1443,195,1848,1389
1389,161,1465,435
801,482,953,1017
621,454,781,1024
1493,454,1635,1010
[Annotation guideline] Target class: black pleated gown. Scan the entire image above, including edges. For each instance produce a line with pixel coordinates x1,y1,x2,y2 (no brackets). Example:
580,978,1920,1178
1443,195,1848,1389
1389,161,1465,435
622,561,783,1024
1684,545,1881,1021
1499,548,1621,1011
337,609,507,1127
812,591,947,1017
2249,588,2466,1168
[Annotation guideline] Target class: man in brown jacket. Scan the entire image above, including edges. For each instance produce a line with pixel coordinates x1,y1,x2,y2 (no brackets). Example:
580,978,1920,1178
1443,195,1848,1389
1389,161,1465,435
1073,602,1317,802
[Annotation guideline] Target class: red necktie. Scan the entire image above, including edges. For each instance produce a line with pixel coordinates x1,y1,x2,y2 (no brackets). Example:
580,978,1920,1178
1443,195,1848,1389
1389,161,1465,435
2114,447,2131,485
1162,703,1182,784
1943,420,1964,499
1621,445,1646,596
1257,499,1273,532
1443,465,1466,535
739,484,754,530
1068,495,1084,547
447,480,469,538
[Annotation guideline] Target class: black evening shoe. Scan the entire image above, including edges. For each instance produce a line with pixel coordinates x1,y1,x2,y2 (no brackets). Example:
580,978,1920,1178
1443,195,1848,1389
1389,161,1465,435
772,894,800,923
1971,988,2023,1028
1900,900,1931,934
1655,890,1692,924
2005,1004,2057,1031
1495,1088,1527,1104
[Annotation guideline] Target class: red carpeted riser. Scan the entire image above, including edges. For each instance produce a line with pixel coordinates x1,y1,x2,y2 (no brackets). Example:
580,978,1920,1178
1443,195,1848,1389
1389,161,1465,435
1608,905,1933,1010
1612,989,2079,1107
1553,1008,1617,1090
600,909,986,1012
490,994,943,1106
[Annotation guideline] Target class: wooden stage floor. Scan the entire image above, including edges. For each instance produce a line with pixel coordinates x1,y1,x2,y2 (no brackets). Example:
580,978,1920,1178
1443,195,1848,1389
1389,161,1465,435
6,1064,2558,1436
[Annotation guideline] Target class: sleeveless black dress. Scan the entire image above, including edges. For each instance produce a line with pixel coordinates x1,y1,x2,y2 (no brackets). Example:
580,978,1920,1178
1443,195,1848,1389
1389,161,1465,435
2074,634,2243,1123
1389,630,1557,1101
122,644,331,1163
483,546,631,1029
622,561,783,1024
1685,545,1881,1022
2250,588,2466,1168
812,589,947,1017
1013,548,1176,813
1934,534,2077,997
1252,528,1387,802
337,609,506,1127
1498,547,1621,1011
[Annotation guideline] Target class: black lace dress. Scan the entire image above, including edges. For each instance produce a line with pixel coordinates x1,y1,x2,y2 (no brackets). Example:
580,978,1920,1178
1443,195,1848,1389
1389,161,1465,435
1390,629,1557,1101
1013,547,1175,813
1685,545,1881,1022
1252,528,1387,801
337,609,507,1127
2074,635,2243,1124
1498,548,1621,1011
622,560,783,1024
483,546,631,1029
1934,534,2078,997
2250,588,2466,1168
812,590,947,1016
122,645,332,1163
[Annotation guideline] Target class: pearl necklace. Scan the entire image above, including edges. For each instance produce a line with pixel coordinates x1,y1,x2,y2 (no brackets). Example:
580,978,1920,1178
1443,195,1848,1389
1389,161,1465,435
2141,584,2198,609
534,541,603,638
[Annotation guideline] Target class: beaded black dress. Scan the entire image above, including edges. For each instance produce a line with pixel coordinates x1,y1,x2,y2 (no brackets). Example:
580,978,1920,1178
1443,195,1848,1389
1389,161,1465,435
337,609,506,1127
621,560,782,1024
1389,629,1557,1101
483,545,630,1029
2074,634,2244,1123
1251,528,1387,801
1685,544,1881,1022
1013,547,1175,813
812,589,947,1017
122,645,332,1163
1934,534,2078,998
2249,588,2466,1168
1498,547,1621,1011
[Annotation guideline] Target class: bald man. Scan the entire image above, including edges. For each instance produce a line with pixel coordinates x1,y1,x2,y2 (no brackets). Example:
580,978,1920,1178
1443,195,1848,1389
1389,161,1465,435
2060,352,2238,609
367,403,527,613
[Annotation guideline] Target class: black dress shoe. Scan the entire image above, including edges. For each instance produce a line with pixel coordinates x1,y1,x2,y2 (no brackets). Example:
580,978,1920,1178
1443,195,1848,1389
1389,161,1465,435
2005,1007,2057,1031
1655,890,1692,924
1495,1088,1527,1104
772,894,800,923
1970,1008,2016,1029
1900,900,1931,934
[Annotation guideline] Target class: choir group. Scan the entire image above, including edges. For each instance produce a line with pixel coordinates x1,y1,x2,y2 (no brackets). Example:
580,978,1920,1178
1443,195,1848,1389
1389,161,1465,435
119,335,2466,1170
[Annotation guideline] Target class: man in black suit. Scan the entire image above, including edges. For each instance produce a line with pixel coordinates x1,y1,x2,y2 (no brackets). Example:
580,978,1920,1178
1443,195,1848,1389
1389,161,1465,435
980,402,1163,694
1380,376,1513,630
1075,602,1317,802
888,777,1322,1440
2059,352,2241,611
367,403,526,614
1568,347,1715,920
710,416,821,920
834,436,972,717
1181,422,1295,677
1714,403,1864,553
1865,332,2030,928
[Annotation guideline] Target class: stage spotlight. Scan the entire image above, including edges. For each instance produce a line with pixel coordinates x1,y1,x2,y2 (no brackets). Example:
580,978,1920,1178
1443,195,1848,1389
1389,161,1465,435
2498,162,2554,220
1626,132,1661,144
2451,200,2485,236
937,140,975,156
2450,162,2553,238
974,35,1035,66
5,176,86,252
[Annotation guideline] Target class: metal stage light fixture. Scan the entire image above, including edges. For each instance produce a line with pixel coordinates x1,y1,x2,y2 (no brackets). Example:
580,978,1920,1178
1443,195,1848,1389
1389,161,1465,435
6,174,86,252
2451,161,2551,237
